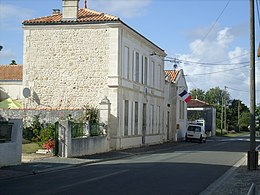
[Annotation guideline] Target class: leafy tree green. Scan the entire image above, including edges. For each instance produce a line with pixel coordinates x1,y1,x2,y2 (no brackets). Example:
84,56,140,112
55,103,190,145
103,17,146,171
9,60,17,65
205,87,229,105
256,103,260,131
39,124,55,145
239,112,250,131
227,99,249,131
190,88,205,101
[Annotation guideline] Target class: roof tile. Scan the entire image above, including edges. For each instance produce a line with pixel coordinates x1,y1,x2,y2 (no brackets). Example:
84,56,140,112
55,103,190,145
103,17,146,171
164,70,179,82
23,8,119,25
187,99,211,107
0,65,23,80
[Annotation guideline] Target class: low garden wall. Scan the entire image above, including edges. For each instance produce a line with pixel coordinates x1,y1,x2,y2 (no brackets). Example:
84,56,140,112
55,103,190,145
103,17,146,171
58,120,109,157
0,119,22,167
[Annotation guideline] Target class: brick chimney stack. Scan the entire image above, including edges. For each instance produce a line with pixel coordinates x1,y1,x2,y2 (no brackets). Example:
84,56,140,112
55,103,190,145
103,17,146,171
62,0,79,21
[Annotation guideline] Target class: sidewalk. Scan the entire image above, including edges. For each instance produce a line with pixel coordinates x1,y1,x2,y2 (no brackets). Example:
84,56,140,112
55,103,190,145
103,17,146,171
0,141,259,194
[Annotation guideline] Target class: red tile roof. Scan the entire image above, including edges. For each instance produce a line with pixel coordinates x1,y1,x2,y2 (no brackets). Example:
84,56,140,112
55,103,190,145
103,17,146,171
187,99,211,108
164,70,179,82
0,65,23,80
23,8,119,24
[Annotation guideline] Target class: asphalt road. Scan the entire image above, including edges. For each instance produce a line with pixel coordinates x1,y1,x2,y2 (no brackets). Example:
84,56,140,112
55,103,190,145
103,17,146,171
0,137,250,195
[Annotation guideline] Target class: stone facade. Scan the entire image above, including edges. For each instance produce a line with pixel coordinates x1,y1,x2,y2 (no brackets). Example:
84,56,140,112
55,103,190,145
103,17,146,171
23,25,111,108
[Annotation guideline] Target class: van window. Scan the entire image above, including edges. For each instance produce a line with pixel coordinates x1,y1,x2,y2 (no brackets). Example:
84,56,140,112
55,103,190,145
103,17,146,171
188,126,201,132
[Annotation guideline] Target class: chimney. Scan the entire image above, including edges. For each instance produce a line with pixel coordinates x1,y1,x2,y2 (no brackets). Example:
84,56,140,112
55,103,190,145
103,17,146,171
62,0,79,21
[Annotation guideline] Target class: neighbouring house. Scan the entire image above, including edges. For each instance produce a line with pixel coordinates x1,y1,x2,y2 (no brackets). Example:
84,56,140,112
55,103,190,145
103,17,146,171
187,99,216,136
164,69,189,141
22,0,188,150
0,65,23,101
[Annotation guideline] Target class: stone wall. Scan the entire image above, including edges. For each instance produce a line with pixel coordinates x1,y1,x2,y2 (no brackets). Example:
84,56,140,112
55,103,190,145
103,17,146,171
0,108,84,124
23,25,111,109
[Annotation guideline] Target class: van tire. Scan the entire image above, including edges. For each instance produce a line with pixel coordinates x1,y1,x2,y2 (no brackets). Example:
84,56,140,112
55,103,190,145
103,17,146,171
200,136,203,143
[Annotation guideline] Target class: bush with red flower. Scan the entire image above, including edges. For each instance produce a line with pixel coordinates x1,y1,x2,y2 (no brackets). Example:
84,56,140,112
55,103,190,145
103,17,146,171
43,139,55,152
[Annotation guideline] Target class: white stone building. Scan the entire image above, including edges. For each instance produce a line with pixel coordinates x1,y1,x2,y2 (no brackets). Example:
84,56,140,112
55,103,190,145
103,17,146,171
23,0,188,149
0,65,23,101
164,69,188,141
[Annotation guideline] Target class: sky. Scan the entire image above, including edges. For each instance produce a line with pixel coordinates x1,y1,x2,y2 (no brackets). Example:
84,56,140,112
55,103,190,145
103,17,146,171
0,0,259,106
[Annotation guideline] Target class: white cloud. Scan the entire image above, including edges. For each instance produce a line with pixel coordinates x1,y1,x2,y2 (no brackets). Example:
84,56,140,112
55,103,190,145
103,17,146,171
89,0,151,18
176,26,253,105
217,27,234,48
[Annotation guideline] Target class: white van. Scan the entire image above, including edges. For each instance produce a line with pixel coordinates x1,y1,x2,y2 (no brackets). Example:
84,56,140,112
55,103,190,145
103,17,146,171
186,124,207,143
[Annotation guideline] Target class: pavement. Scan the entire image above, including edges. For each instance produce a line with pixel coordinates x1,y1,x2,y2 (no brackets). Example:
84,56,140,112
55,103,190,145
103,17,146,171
0,140,259,195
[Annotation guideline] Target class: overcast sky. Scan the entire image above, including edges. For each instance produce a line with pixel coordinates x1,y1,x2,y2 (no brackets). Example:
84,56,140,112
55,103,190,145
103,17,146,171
0,0,259,106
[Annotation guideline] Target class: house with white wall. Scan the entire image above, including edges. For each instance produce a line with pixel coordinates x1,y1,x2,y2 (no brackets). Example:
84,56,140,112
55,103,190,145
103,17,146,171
22,0,171,150
164,69,188,141
0,65,23,101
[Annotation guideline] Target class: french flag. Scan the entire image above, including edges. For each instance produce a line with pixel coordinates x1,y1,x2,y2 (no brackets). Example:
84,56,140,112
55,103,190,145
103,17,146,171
179,89,192,103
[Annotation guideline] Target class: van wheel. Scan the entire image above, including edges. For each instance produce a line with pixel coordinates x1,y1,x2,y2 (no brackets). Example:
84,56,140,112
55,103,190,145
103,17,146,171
200,136,203,143
185,134,189,142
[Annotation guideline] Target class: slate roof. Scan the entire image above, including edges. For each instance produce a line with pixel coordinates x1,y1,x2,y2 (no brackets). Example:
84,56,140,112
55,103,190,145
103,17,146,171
23,8,119,25
0,65,23,81
187,99,212,108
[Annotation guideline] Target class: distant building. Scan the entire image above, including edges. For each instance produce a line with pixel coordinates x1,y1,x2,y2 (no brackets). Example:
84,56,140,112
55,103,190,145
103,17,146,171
187,99,216,136
0,65,23,101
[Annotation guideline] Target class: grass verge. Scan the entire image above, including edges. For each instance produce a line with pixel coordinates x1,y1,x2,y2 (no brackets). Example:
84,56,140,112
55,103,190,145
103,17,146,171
22,142,42,154
216,129,250,137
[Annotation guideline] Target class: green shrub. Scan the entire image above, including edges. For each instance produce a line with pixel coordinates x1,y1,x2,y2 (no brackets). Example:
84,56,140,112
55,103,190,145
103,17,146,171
40,124,55,146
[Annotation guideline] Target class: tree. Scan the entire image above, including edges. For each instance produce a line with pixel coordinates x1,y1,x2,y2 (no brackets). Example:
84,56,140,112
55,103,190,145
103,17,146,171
190,88,205,101
205,87,229,105
256,103,260,131
239,112,250,131
9,60,17,65
227,99,249,131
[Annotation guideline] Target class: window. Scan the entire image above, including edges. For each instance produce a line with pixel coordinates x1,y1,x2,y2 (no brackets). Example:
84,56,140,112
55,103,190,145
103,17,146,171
124,100,129,136
157,64,161,89
179,100,185,119
150,61,155,87
123,46,130,79
156,106,160,133
142,104,146,135
134,102,139,135
150,105,154,134
134,51,140,82
143,56,148,85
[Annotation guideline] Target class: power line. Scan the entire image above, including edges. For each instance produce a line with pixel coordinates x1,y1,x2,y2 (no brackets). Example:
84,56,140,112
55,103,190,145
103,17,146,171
200,0,231,42
180,59,251,66
227,86,260,93
185,64,249,76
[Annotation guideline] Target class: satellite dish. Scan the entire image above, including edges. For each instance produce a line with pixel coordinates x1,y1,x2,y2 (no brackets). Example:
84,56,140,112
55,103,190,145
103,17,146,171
23,88,31,98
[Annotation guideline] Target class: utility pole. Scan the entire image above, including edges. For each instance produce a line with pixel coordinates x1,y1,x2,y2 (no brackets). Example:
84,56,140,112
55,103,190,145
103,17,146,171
238,100,240,132
224,86,227,133
221,96,224,136
248,0,258,170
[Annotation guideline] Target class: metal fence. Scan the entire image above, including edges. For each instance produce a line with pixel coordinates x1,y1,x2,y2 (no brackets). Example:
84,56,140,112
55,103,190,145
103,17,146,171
71,122,106,138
